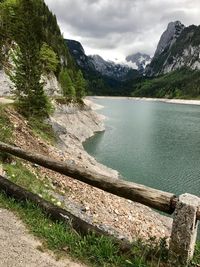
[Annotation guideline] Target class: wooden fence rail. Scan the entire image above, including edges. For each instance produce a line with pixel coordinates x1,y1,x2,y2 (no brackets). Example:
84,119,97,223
0,141,199,266
0,141,177,214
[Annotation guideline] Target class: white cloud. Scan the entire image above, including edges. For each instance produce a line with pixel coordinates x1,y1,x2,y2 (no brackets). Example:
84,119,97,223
45,0,200,61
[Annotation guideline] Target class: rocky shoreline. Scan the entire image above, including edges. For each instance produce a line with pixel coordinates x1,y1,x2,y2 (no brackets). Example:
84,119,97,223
50,99,118,179
48,99,173,242
94,96,200,106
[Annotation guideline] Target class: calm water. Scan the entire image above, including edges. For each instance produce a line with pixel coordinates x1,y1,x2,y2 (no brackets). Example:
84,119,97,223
84,98,200,197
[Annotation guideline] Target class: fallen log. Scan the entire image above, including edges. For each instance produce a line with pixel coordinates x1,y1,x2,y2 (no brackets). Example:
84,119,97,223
0,141,176,214
0,175,131,252
0,142,176,214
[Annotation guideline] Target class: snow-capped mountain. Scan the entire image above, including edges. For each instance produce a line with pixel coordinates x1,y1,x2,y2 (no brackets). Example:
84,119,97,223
66,39,136,81
88,54,131,80
126,52,151,72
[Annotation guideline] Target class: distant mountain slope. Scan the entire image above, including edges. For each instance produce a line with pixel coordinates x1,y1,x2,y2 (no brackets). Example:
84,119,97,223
66,39,134,81
133,67,200,99
88,54,132,80
66,39,140,95
126,52,151,73
65,39,93,71
145,21,200,77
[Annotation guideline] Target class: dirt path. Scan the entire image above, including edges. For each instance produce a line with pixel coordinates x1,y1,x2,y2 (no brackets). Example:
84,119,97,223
0,208,85,267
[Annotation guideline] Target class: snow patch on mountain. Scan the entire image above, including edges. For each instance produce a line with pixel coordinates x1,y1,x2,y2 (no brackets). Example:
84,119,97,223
88,54,131,80
126,52,151,72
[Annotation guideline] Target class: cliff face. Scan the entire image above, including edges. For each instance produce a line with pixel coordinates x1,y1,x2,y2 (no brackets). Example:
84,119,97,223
154,21,185,58
0,70,62,96
145,22,200,77
0,70,12,96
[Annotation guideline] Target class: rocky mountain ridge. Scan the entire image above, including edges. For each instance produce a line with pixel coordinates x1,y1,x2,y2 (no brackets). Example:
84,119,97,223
88,54,131,80
126,52,151,73
66,39,132,81
145,21,200,76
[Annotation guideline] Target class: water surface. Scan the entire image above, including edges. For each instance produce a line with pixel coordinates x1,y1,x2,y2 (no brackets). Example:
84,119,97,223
84,98,200,197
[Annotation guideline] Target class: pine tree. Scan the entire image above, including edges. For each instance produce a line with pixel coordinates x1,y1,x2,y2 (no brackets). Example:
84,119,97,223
59,69,76,98
75,70,86,100
10,0,50,118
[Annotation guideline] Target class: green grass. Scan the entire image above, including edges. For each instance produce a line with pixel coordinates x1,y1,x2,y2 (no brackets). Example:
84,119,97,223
0,105,13,143
1,188,198,266
193,242,200,266
28,118,56,144
3,161,55,202
0,192,133,267
0,104,199,266
1,161,199,267
0,104,13,160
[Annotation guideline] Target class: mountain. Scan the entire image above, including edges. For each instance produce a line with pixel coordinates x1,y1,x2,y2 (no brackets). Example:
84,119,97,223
126,52,151,73
133,21,200,99
66,39,140,95
144,21,200,77
66,39,134,81
145,21,185,76
65,39,93,71
88,54,132,80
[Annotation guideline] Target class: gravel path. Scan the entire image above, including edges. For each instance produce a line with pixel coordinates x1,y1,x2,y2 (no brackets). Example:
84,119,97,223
0,208,85,267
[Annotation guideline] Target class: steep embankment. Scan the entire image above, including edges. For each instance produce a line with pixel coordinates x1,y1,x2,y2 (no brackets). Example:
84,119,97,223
50,99,118,178
0,100,172,243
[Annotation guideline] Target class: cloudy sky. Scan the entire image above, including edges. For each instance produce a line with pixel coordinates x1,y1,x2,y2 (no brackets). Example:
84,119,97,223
45,0,200,62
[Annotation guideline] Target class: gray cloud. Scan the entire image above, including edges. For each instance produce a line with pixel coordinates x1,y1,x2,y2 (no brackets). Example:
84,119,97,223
45,0,200,61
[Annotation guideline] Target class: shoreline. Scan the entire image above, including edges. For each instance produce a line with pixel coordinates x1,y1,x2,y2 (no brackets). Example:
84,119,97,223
93,96,200,106
48,99,173,242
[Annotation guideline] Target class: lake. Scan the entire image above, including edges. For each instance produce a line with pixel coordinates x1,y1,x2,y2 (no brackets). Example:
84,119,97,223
84,97,200,198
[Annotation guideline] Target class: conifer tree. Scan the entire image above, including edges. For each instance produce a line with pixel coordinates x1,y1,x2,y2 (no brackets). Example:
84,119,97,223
10,0,50,118
59,69,76,98
75,70,86,100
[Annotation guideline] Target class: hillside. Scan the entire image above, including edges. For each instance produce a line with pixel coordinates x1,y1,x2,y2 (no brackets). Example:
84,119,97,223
0,0,87,106
132,21,200,98
132,68,200,98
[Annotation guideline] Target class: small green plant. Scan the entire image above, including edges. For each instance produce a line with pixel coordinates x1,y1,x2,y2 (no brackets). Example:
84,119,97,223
191,242,200,266
3,161,53,202
0,105,13,161
28,117,56,144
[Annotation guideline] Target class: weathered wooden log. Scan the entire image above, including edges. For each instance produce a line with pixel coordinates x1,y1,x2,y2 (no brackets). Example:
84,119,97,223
0,175,131,252
0,141,177,213
0,141,177,214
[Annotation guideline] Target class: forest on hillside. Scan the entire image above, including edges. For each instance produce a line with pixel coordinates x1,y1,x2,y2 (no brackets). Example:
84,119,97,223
0,0,87,118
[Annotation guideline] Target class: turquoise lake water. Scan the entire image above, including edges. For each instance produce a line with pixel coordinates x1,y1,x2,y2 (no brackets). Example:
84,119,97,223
84,98,200,198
